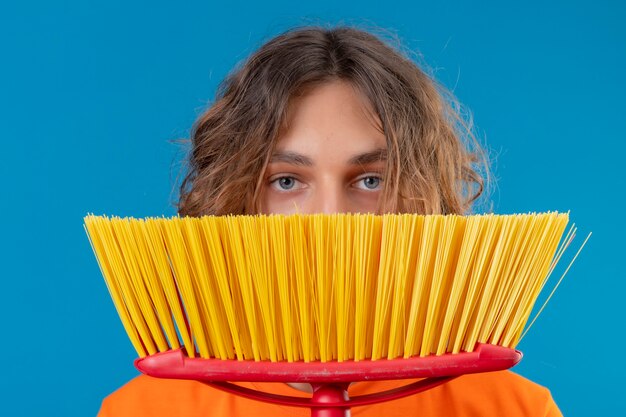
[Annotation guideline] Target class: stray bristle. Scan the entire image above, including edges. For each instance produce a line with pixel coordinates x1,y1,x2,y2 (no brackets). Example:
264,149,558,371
84,212,573,362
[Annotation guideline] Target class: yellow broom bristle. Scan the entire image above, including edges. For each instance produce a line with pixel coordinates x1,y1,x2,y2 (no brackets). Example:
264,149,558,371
83,212,581,363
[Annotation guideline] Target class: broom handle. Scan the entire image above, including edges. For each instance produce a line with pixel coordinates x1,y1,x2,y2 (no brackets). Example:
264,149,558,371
310,383,350,417
203,376,456,416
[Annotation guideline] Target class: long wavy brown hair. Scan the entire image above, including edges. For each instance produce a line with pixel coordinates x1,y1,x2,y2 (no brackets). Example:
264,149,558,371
177,25,490,216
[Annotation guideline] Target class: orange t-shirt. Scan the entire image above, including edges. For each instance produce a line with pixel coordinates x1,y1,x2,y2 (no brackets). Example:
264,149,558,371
98,370,562,416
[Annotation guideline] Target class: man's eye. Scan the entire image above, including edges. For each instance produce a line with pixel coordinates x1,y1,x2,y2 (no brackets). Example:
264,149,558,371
355,175,383,191
270,176,300,191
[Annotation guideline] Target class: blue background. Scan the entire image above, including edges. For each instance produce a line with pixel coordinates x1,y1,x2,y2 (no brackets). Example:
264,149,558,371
1,1,624,415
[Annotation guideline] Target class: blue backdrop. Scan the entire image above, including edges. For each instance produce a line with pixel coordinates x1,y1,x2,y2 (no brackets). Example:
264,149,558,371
1,1,623,416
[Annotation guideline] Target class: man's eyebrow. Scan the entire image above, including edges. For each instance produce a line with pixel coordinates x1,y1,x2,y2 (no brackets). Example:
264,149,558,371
269,147,387,167
348,148,387,166
269,151,314,166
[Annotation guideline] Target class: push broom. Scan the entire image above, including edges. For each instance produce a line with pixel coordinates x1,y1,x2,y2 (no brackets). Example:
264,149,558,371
84,212,588,416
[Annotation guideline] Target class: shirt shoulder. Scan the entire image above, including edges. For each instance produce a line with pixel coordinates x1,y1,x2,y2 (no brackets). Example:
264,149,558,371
350,370,562,417
97,375,228,417
97,376,308,417
436,371,563,417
